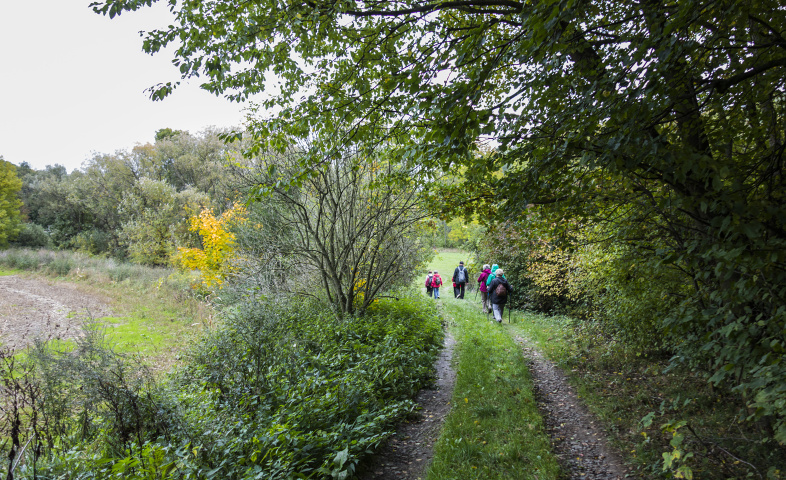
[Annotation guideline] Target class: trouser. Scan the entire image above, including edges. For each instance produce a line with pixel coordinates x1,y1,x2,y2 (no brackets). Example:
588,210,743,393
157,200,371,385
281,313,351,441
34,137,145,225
492,303,504,322
481,291,489,313
454,283,465,299
433,287,440,298
426,287,433,297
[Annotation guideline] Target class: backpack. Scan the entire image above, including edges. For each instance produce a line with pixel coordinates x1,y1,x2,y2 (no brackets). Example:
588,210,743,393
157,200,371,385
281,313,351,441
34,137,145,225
456,267,466,284
495,281,507,298
425,275,433,288
433,276,442,287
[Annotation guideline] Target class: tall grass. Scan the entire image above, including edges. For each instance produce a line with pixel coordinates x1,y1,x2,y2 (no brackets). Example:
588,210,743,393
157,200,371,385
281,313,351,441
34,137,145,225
0,248,193,292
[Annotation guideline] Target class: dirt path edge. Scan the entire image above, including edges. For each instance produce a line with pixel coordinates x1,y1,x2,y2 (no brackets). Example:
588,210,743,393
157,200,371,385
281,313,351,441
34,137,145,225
514,334,630,480
357,328,457,480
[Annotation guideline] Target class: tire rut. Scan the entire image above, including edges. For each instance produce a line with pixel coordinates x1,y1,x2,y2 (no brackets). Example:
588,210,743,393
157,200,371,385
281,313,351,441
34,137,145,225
514,335,629,479
0,275,112,351
358,327,457,480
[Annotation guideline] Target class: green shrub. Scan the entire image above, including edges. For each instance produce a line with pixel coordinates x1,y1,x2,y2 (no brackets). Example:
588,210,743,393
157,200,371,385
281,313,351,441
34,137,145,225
0,249,40,270
46,256,73,276
15,292,443,479
70,229,113,256
13,223,51,248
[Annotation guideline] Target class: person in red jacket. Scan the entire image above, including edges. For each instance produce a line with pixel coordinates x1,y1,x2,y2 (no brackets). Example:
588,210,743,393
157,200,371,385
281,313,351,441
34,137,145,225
431,271,443,299
477,264,492,314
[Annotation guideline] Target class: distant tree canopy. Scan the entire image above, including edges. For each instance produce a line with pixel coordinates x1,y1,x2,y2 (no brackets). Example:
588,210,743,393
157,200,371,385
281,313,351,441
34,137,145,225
0,158,23,247
92,0,786,438
17,128,240,261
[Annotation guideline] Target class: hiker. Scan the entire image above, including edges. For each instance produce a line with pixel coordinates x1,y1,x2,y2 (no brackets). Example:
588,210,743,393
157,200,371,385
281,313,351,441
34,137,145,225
425,270,434,297
486,263,506,289
452,261,469,299
488,268,512,323
431,271,443,299
477,264,492,314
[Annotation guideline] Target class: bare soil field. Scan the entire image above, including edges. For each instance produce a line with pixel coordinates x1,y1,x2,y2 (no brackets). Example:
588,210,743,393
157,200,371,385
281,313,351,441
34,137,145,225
0,275,113,352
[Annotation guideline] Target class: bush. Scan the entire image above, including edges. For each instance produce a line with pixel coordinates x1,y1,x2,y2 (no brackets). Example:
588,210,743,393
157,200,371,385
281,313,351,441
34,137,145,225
46,256,73,276
0,249,40,271
15,292,443,479
167,293,443,478
12,223,51,248
69,229,113,255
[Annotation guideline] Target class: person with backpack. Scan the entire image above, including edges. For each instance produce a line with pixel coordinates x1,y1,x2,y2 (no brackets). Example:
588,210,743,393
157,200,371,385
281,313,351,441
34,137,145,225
425,270,434,297
486,263,506,289
477,264,492,314
488,268,512,323
431,271,443,299
452,261,469,299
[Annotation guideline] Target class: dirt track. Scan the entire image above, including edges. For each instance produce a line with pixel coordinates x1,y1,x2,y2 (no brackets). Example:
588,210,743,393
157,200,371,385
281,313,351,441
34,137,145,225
0,275,113,352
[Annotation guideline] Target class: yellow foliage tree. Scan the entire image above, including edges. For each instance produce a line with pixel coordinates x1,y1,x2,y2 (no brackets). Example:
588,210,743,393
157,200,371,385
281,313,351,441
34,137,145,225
175,203,246,288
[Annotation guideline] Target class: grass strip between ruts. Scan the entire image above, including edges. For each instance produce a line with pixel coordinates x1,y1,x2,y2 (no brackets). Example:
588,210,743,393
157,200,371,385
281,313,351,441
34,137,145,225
425,297,561,480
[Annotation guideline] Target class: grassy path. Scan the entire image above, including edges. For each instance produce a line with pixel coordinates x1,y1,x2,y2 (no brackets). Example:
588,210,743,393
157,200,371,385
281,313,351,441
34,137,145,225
424,295,561,480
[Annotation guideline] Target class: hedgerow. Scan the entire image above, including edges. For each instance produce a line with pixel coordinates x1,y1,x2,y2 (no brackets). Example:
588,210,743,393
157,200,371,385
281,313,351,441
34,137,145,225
14,293,442,479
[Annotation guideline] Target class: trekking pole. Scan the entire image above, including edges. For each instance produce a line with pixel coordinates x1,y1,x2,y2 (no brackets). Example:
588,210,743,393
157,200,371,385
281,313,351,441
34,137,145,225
508,292,513,323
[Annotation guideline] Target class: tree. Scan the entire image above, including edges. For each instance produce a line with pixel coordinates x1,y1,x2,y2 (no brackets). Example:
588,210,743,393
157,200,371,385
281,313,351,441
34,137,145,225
232,147,431,314
175,202,246,288
0,158,23,247
93,0,786,436
118,178,210,265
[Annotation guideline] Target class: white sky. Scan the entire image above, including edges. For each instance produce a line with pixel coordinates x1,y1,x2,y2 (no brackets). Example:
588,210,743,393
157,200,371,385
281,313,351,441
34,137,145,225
0,0,253,172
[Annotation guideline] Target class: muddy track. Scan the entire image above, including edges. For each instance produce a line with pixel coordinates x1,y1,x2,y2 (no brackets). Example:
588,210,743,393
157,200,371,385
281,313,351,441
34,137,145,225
0,275,112,352
358,328,457,480
515,335,629,480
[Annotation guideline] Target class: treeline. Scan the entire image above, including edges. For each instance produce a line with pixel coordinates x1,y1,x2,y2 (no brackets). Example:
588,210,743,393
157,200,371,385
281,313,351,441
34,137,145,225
12,128,238,264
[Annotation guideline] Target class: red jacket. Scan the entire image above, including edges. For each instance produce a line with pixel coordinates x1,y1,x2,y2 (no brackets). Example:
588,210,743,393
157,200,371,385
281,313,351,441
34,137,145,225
431,274,443,288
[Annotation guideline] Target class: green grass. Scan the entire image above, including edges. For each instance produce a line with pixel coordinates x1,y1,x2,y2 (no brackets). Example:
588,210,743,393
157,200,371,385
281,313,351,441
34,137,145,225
427,250,469,279
72,281,207,372
0,248,209,371
97,313,197,357
424,250,561,479
0,268,21,276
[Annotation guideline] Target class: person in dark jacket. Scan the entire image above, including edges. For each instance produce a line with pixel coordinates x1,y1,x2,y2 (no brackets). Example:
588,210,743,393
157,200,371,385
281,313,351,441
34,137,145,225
477,264,492,314
425,270,434,297
452,261,469,299
488,268,512,323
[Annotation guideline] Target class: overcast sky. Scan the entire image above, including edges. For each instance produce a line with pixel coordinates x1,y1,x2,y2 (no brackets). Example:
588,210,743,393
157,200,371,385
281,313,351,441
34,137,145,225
0,1,253,172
